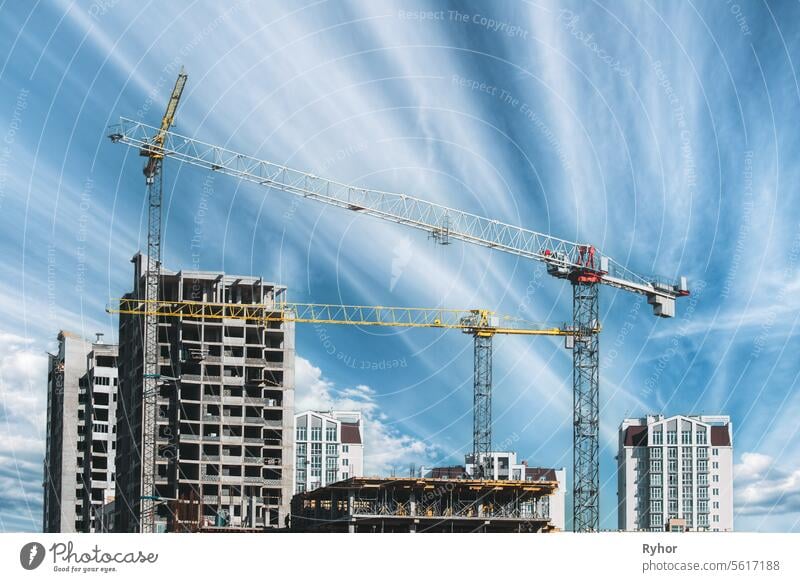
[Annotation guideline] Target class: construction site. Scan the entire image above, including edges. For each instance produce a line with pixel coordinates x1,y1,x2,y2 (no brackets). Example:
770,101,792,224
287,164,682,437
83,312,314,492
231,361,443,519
41,66,690,535
290,476,560,533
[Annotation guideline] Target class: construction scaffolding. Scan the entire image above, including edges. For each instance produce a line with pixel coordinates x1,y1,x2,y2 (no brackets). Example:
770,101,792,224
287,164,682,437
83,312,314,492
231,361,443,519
290,477,560,533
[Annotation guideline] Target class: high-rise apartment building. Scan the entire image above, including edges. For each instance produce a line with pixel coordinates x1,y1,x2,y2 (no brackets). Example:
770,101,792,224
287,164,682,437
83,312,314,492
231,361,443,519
79,342,119,532
294,410,363,493
114,254,295,532
43,331,118,532
617,414,733,532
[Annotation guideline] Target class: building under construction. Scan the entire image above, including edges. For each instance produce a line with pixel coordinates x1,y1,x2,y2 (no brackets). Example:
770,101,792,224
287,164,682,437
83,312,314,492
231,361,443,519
114,254,295,532
290,475,561,533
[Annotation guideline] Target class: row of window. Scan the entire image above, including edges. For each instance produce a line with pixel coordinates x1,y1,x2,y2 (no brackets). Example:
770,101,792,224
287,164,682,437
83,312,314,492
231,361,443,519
651,429,709,446
296,426,339,441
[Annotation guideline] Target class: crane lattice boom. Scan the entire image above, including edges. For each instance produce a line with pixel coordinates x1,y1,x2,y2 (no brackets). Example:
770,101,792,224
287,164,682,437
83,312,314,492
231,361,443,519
109,118,688,315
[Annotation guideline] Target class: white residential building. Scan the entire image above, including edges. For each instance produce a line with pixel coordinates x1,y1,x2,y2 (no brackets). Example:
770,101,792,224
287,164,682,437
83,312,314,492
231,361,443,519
617,414,733,532
294,410,364,493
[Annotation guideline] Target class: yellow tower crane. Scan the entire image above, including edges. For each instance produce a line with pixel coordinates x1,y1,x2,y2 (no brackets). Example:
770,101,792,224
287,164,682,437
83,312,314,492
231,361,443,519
107,298,582,478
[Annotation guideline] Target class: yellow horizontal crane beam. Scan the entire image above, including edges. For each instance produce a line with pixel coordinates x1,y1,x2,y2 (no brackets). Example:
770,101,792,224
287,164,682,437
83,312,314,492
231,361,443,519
107,298,592,336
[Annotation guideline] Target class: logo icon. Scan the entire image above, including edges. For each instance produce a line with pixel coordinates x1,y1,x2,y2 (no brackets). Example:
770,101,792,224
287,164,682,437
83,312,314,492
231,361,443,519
20,542,45,570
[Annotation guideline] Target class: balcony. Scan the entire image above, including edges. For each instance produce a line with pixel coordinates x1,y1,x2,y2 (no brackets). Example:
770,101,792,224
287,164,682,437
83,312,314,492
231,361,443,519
262,479,282,487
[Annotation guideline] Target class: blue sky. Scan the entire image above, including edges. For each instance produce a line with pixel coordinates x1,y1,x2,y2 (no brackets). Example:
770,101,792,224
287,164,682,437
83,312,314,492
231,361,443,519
1,0,799,533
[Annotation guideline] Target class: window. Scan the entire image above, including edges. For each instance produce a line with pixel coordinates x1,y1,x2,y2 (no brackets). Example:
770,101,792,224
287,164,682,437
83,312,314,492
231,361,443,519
651,474,662,486
698,500,708,513
296,427,306,441
311,443,322,454
310,426,322,441
668,487,678,499
650,460,662,472
682,473,693,485
681,447,692,458
682,486,692,498
668,460,678,473
697,460,707,472
325,427,337,441
697,474,707,486
698,514,709,526
650,448,662,459
668,447,678,459
325,470,337,483
713,514,720,523
712,448,719,456
697,447,708,459
682,459,693,472
652,430,663,445
713,501,719,510
650,487,662,499
296,457,306,470
342,472,349,480
651,500,662,513
668,500,678,513
681,431,692,445
712,461,719,469
698,487,708,499
342,445,349,453
682,499,692,513
713,474,719,483
342,458,349,466
651,514,663,527
712,488,719,496
326,444,338,456
668,474,678,486
326,457,337,469
297,443,306,456
667,431,677,445
696,430,707,445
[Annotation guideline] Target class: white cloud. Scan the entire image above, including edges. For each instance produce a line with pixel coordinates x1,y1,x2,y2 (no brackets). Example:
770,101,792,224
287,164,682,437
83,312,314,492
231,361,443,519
295,356,439,475
0,331,49,532
734,452,800,526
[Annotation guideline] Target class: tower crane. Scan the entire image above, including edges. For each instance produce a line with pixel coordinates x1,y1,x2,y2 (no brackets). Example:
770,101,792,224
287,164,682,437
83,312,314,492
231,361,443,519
109,74,688,531
107,297,579,479
121,69,187,533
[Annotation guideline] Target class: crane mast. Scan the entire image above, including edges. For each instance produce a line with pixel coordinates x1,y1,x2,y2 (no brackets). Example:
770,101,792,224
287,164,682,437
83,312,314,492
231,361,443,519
110,86,687,532
133,69,187,533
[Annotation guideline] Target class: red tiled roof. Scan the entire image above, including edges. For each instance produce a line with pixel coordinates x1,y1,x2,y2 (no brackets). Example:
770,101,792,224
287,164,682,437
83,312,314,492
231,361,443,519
710,425,731,446
624,425,648,446
341,422,362,444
